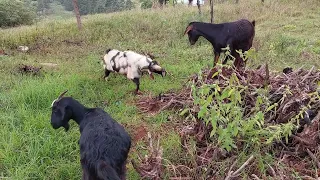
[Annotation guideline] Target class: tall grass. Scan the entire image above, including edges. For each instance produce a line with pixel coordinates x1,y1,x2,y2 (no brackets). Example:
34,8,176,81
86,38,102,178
0,0,319,179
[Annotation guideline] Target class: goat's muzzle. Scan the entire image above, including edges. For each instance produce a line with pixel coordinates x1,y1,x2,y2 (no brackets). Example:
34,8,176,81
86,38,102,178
51,122,60,129
63,123,70,132
51,122,69,132
161,69,166,77
189,40,196,45
152,69,166,77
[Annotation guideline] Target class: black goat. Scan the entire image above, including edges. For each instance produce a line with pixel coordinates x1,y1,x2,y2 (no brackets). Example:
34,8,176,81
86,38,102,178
184,19,255,69
50,90,131,180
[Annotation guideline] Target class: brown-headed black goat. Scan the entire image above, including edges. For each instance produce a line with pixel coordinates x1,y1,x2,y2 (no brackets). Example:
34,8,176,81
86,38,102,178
184,19,255,69
50,90,131,180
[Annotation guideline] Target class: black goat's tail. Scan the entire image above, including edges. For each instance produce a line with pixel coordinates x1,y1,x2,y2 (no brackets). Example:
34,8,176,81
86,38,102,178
97,161,121,180
251,20,256,27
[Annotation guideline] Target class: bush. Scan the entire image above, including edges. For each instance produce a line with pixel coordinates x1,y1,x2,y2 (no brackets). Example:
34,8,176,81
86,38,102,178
140,0,153,9
0,0,36,27
188,49,319,152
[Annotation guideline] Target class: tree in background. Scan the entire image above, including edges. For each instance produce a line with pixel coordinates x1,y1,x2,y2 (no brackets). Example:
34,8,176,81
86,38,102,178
0,0,36,27
59,0,134,15
72,0,82,30
59,0,74,11
37,0,51,14
140,0,153,9
210,0,214,23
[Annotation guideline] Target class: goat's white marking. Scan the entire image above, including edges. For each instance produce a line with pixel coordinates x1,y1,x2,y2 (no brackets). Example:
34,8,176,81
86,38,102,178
17,46,29,52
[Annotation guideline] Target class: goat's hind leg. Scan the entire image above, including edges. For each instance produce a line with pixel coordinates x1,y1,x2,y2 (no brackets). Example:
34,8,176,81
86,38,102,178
120,162,127,180
103,69,111,81
81,166,92,180
132,78,142,95
213,52,220,67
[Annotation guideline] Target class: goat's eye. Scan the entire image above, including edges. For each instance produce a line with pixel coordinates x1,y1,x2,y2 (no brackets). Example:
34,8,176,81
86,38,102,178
52,107,58,112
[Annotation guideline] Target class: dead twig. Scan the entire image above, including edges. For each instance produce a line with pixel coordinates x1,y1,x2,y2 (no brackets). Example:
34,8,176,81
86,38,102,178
232,155,255,177
293,135,313,146
301,66,314,82
224,159,238,180
158,99,185,113
251,174,261,180
225,155,255,180
306,148,320,169
267,163,277,177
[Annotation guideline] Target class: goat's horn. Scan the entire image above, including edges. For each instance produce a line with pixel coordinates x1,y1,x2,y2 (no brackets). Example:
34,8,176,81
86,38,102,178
184,25,193,35
57,90,68,100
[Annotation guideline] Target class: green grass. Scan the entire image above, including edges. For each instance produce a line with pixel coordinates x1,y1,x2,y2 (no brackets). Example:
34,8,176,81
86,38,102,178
0,0,320,179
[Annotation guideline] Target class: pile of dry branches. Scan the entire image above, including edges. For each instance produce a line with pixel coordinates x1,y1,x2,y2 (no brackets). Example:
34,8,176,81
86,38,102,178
16,64,42,75
136,89,193,116
134,65,320,179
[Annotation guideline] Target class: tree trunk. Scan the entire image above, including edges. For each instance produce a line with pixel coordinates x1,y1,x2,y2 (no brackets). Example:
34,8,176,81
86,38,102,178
197,0,201,15
72,0,82,30
210,0,214,23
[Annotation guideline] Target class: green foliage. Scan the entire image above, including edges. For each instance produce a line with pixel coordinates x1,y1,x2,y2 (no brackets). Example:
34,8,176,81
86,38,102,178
37,0,51,13
58,0,73,11
190,50,320,152
0,0,36,27
140,0,153,9
58,0,134,15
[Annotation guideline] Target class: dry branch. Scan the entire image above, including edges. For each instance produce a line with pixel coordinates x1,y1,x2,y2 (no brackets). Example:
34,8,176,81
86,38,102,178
306,148,320,169
134,64,320,179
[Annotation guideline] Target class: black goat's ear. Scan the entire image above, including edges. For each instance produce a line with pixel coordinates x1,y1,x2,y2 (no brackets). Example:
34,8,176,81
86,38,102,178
184,25,193,35
252,20,256,27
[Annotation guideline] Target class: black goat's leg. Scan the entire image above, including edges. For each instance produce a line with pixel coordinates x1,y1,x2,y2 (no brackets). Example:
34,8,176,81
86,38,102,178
132,78,141,95
233,54,243,71
224,41,233,65
81,164,91,180
103,69,111,81
213,52,220,67
222,56,228,64
120,162,127,180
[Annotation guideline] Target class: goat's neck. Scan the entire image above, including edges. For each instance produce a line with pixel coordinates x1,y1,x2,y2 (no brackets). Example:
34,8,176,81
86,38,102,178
69,100,89,125
136,57,151,70
196,23,222,45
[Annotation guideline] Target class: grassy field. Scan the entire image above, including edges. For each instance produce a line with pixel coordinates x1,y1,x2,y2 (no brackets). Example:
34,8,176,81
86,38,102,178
0,0,320,179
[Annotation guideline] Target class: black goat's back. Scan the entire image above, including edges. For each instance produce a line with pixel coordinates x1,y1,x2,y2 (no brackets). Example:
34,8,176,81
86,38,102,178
79,109,131,179
226,19,255,51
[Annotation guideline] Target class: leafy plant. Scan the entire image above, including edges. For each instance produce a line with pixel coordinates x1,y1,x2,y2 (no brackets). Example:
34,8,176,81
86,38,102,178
140,0,153,9
0,0,36,27
188,49,319,152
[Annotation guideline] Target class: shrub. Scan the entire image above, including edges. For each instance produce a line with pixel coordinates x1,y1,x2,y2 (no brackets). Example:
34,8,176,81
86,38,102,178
0,0,36,27
188,49,319,152
140,0,153,9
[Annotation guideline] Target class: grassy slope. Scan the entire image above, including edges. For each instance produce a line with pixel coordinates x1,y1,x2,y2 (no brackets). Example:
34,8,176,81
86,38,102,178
0,0,320,179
